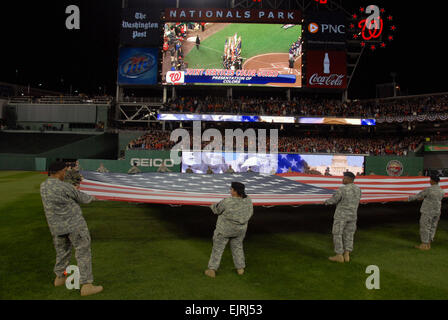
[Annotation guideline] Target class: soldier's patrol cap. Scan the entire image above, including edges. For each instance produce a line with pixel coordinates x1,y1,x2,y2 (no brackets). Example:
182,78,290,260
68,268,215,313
430,174,440,183
343,171,356,180
48,161,67,175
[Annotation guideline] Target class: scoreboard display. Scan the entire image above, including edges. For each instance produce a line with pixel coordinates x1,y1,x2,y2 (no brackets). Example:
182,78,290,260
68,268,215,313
118,7,354,90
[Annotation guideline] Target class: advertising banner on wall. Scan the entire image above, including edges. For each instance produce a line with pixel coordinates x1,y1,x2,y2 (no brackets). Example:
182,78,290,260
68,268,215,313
157,113,295,123
117,48,158,85
304,11,346,45
306,50,346,89
126,150,181,172
425,145,448,152
120,9,162,46
299,118,376,126
365,156,423,176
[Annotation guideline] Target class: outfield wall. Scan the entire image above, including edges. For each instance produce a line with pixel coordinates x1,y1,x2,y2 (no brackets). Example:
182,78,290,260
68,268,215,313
0,145,425,177
79,150,181,173
0,99,6,119
0,154,37,171
0,132,118,171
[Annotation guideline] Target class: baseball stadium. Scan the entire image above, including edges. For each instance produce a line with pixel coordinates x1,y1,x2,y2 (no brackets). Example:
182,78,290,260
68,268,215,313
1,0,448,308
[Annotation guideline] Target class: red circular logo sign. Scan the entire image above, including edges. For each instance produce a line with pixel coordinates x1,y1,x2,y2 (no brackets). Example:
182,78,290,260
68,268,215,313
386,160,403,177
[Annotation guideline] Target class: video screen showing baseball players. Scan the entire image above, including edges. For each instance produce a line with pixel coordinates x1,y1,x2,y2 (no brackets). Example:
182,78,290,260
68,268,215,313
162,22,302,87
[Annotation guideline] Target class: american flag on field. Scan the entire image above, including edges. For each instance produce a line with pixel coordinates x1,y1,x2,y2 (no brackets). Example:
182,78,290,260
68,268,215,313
79,171,448,206
279,173,448,204
79,171,334,206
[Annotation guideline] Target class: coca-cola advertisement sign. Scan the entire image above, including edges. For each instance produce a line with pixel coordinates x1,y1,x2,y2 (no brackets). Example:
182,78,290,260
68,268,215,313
306,51,346,89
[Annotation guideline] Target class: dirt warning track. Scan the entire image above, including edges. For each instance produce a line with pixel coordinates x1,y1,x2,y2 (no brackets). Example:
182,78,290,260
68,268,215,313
243,53,302,88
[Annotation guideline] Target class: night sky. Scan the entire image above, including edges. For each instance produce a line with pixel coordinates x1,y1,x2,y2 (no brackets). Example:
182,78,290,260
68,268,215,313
0,0,445,98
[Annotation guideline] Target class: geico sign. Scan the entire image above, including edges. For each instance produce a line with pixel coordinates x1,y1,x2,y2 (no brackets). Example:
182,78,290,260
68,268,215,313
309,23,345,34
130,158,174,167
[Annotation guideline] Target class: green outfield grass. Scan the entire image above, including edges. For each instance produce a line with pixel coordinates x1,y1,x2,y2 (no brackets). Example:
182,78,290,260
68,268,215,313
1,171,448,300
185,24,302,69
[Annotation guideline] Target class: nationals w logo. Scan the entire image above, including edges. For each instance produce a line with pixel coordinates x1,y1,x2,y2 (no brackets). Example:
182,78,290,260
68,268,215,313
166,71,185,84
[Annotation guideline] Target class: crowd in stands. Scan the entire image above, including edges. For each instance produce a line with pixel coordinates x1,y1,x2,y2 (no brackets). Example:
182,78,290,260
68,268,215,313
7,91,448,119
126,130,177,151
126,129,448,156
161,94,448,118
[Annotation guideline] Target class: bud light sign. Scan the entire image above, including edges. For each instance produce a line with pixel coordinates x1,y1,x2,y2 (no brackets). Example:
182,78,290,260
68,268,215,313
118,48,158,85
306,50,346,89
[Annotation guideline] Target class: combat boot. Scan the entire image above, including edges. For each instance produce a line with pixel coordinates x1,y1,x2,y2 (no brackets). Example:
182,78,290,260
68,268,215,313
80,284,103,296
204,269,216,278
328,255,344,263
236,269,244,275
54,276,66,287
343,251,350,262
415,243,430,251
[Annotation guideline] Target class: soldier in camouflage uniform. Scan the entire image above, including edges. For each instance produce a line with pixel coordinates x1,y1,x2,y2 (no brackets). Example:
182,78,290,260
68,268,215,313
206,166,214,174
64,161,83,187
324,171,362,263
96,163,109,173
128,162,141,174
205,182,254,278
186,166,194,173
225,165,235,174
409,174,445,250
40,161,103,296
157,162,172,173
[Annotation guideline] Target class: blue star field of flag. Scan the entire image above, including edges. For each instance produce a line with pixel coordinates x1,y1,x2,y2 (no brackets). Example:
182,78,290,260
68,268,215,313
277,154,306,174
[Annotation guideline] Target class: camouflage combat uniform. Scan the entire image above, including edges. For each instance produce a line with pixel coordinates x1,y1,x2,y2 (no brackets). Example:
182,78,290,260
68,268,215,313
65,168,82,186
325,183,362,255
157,165,171,173
96,166,109,173
225,168,235,174
40,178,95,285
409,185,445,243
208,197,254,270
186,168,194,173
128,166,141,174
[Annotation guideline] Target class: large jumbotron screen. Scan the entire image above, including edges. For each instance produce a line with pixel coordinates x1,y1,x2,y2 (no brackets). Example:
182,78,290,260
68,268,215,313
181,152,364,175
162,22,302,87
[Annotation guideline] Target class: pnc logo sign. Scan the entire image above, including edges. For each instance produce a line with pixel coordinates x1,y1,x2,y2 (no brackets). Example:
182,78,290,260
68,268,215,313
308,22,319,33
308,22,345,34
